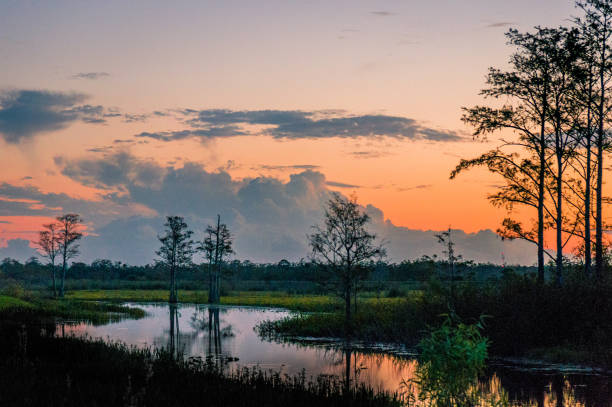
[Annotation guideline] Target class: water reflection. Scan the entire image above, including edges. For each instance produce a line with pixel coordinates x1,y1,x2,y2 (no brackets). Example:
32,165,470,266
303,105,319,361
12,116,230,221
58,304,612,406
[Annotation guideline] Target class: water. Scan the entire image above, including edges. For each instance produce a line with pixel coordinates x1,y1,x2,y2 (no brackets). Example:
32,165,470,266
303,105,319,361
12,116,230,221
59,303,612,406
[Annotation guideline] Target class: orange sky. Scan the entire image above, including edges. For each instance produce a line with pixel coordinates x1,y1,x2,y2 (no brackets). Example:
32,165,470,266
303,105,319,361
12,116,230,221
0,0,604,262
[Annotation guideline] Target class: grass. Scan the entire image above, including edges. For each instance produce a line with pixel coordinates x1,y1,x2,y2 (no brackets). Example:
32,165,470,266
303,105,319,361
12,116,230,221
0,295,34,311
257,297,428,344
0,290,146,325
66,289,419,312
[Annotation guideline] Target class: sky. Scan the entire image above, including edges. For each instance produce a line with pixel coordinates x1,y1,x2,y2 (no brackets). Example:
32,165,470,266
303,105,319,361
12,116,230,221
0,0,588,265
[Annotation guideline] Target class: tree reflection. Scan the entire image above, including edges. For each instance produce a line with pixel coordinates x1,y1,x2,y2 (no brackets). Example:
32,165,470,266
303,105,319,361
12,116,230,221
168,303,180,358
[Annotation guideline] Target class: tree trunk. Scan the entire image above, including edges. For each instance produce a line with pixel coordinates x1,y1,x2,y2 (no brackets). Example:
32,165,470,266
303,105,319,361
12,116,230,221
51,264,57,297
537,87,548,286
596,35,607,279
585,77,593,276
169,265,177,303
344,285,352,339
556,150,564,287
59,256,67,298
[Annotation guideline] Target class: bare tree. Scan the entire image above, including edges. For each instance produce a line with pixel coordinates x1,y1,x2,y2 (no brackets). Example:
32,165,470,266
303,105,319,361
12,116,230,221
435,228,462,307
36,222,60,297
309,193,385,337
157,216,194,303
56,214,83,297
199,215,233,304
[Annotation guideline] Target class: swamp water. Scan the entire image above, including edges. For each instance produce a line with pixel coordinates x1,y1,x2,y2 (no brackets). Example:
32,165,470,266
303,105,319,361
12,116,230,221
58,303,612,406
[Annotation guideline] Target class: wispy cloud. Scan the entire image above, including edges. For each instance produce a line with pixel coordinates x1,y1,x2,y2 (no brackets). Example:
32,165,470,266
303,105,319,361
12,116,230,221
484,21,515,28
326,181,361,189
256,164,321,171
349,151,392,159
71,72,110,80
397,184,432,192
371,11,396,16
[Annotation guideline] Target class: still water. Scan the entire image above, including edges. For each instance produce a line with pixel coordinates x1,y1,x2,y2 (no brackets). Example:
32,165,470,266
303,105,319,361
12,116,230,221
60,303,612,406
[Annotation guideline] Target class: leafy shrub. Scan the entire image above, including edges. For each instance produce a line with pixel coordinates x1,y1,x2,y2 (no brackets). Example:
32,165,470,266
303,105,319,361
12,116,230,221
410,314,488,407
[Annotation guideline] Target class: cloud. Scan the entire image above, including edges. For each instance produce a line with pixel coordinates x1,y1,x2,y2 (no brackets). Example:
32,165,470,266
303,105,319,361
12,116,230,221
71,72,110,80
371,11,396,16
46,151,536,265
57,151,165,190
398,184,432,192
0,90,109,143
485,22,515,28
122,113,149,123
255,164,321,171
326,181,361,189
0,238,37,261
135,110,464,143
349,151,391,159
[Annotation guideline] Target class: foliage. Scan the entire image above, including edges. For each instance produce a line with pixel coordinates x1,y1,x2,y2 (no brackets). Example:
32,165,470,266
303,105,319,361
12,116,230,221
410,315,488,407
309,193,385,334
156,216,195,303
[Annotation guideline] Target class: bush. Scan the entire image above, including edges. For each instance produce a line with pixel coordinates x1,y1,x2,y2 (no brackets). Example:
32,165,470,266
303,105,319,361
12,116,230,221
409,314,488,407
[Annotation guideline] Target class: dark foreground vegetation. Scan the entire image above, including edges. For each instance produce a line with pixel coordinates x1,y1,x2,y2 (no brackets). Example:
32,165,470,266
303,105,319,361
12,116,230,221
260,270,612,367
0,308,401,407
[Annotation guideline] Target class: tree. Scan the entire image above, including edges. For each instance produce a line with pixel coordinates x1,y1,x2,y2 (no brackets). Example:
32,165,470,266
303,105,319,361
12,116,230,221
453,27,577,285
56,214,83,297
435,228,462,307
156,216,194,303
309,193,385,337
199,215,233,304
576,0,612,279
544,27,583,285
36,222,60,297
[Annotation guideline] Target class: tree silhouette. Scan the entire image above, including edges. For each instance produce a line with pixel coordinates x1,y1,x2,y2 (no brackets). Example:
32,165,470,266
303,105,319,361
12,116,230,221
36,223,60,297
435,228,462,307
199,215,233,304
157,216,194,303
453,27,580,284
56,214,83,297
576,0,612,279
309,193,385,337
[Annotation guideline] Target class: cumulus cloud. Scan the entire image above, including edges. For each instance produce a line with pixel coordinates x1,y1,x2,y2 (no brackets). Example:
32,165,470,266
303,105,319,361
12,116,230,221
134,109,464,143
0,90,110,143
71,72,110,80
45,151,536,265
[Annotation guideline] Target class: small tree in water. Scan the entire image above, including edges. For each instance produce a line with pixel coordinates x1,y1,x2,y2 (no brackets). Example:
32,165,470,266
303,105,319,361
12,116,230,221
157,216,194,303
199,215,233,304
309,193,385,337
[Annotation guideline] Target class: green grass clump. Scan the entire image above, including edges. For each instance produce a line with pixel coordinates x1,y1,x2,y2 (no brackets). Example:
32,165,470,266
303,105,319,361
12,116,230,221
258,297,427,344
0,295,34,311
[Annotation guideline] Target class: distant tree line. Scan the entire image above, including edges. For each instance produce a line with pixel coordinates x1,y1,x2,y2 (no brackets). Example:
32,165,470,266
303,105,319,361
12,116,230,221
0,253,528,287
